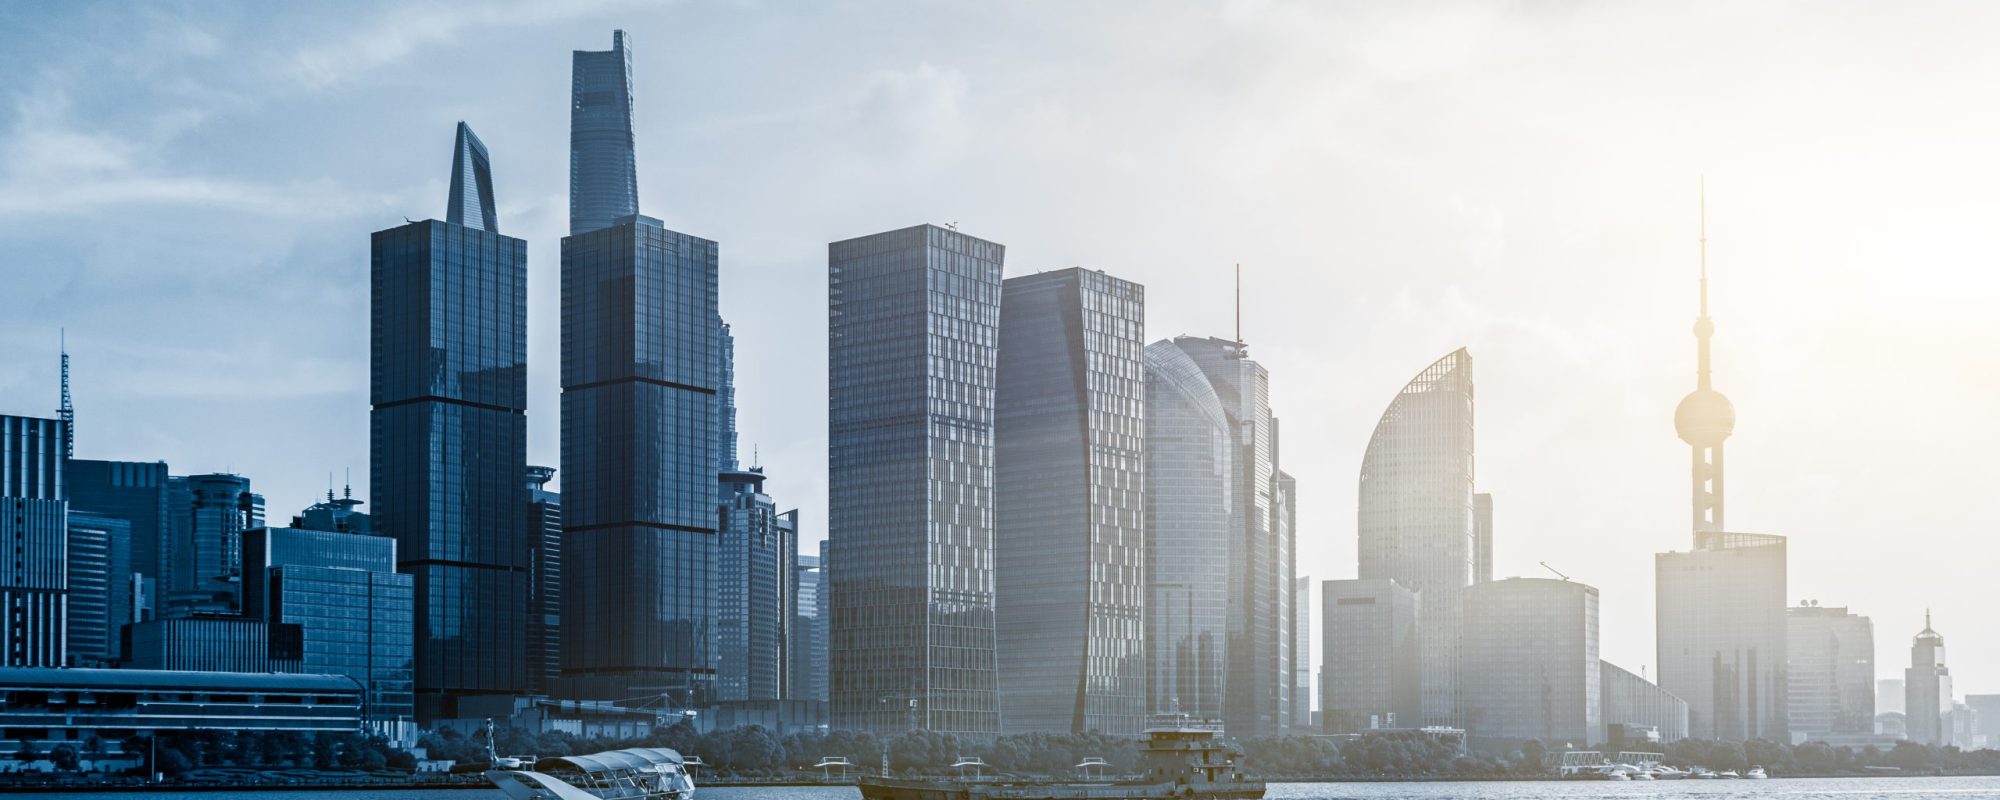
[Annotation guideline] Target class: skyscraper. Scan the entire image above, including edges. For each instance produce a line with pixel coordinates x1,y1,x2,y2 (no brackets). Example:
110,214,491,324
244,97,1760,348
1319,578,1418,733
569,30,638,236
1786,604,1875,739
1473,493,1493,585
792,542,828,704
1,414,66,667
1656,188,1788,742
1904,613,1953,746
525,466,561,697
715,466,795,702
66,459,168,620
372,122,529,721
1149,335,1292,736
1143,341,1233,723
1460,577,1601,750
560,32,720,707
827,224,1002,736
64,511,130,665
1292,575,1312,731
165,473,262,617
1357,348,1475,728
994,268,1147,735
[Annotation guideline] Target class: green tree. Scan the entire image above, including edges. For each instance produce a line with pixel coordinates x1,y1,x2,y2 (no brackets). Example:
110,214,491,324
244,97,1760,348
48,744,79,773
82,734,105,772
1518,739,1547,773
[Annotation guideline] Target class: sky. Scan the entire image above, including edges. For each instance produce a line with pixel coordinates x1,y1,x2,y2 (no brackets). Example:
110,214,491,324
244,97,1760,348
3,0,1998,698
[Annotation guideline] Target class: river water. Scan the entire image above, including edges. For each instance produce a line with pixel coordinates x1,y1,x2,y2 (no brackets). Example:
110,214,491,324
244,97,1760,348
33,777,2000,800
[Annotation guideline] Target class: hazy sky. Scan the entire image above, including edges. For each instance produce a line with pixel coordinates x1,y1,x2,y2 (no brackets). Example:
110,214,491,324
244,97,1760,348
4,1,1997,697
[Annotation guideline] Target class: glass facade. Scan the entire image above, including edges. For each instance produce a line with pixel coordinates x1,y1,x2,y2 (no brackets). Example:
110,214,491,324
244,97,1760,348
447,122,498,232
1357,348,1474,728
993,268,1146,735
372,201,530,720
1655,531,1787,741
1160,335,1292,736
1460,577,1600,750
164,473,262,617
123,615,302,673
526,466,562,697
1904,619,1953,746
1319,578,1418,734
63,511,130,665
560,213,719,705
716,469,794,702
1786,605,1875,738
1,414,66,668
1601,660,1690,744
792,543,828,703
244,527,416,733
570,30,638,236
1292,574,1311,730
66,459,168,619
827,224,1002,736
1143,342,1232,723
0,667,365,761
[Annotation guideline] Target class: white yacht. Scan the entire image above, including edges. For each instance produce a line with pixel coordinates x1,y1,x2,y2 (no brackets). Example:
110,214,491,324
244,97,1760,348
488,747,696,800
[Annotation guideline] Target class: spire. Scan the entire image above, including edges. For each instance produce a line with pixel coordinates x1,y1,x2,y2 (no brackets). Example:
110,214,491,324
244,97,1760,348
1675,176,1735,541
1696,176,1713,391
1234,263,1242,344
447,122,499,232
58,330,73,459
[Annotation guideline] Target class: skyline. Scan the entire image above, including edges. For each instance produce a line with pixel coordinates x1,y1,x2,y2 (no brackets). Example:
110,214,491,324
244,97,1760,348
4,1,1999,697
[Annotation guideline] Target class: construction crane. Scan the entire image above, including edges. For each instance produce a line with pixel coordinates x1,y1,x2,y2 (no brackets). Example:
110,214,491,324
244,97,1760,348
1539,561,1571,581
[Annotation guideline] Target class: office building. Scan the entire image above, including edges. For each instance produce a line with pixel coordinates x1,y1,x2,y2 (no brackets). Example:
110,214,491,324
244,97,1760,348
1358,348,1475,728
164,473,263,617
716,466,795,703
561,31,720,707
1143,340,1234,723
1904,614,1953,746
123,615,302,673
1293,575,1312,731
1320,578,1419,734
244,527,416,738
828,224,1003,735
792,543,828,703
66,459,169,619
994,268,1147,735
1965,695,2000,750
1657,199,1788,742
0,667,364,769
1601,660,1689,744
295,484,370,534
1787,604,1875,739
1460,578,1600,750
64,511,130,665
1473,493,1493,585
526,466,561,697
372,122,530,721
1,414,66,668
1156,335,1293,736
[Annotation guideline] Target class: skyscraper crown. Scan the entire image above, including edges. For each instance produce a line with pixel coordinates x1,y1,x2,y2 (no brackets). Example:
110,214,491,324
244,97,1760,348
446,122,498,232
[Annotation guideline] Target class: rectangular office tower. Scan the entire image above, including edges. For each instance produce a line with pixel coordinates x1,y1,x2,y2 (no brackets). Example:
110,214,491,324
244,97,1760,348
372,122,529,722
1656,532,1788,741
994,268,1146,735
1460,577,1601,751
244,527,416,741
67,459,168,621
1,415,66,667
828,224,1003,736
1787,604,1875,739
1320,578,1418,733
64,511,131,665
559,214,719,705
715,468,796,702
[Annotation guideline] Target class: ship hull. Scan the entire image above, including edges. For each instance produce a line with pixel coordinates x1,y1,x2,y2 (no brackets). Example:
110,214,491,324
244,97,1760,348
857,777,1265,800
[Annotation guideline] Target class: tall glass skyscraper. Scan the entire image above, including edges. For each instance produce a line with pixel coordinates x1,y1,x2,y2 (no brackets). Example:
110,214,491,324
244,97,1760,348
1786,604,1875,739
827,224,1002,736
1904,615,1953,746
570,30,639,236
1143,342,1232,723
371,122,529,721
67,459,168,620
1,414,67,668
1144,335,1293,736
994,268,1146,735
716,467,794,702
165,473,262,617
1357,348,1475,728
792,542,828,703
525,466,561,698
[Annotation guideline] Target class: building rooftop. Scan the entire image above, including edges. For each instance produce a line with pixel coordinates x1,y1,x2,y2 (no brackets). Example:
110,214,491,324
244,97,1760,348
0,666,361,693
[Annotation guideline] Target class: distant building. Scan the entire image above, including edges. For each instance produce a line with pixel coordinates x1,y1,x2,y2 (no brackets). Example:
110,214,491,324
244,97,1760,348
569,29,639,236
165,473,263,617
244,527,416,740
1460,578,1601,750
294,485,370,534
1293,575,1313,731
1877,678,1905,715
1144,341,1235,724
716,467,795,703
1320,578,1419,734
373,122,530,721
1601,661,1688,744
792,542,828,703
1473,493,1493,585
64,511,131,665
827,224,1003,736
1875,711,1906,738
1358,348,1475,729
1904,614,1953,746
66,459,169,619
994,268,1147,735
1147,335,1292,736
525,466,561,698
1,414,67,667
1786,604,1875,740
1966,695,2000,750
123,615,302,673
0,667,363,770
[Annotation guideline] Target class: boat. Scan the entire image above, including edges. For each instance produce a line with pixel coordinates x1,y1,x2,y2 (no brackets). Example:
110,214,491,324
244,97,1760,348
1744,766,1769,780
856,717,1264,800
487,747,695,800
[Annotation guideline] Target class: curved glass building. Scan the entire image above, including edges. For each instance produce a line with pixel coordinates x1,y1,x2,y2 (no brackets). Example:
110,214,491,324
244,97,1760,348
1142,341,1232,723
1356,348,1475,728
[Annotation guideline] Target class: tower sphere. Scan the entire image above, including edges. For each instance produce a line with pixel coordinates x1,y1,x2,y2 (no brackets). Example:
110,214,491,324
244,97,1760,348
1675,387,1735,446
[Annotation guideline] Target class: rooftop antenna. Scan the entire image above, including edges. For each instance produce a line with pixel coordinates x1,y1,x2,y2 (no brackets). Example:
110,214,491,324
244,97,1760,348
344,467,352,499
1539,561,1571,581
1234,263,1242,343
58,329,73,459
945,221,959,232
328,472,336,503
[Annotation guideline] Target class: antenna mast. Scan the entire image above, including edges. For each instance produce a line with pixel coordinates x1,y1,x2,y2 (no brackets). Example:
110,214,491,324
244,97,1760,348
1234,263,1242,343
58,330,73,459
